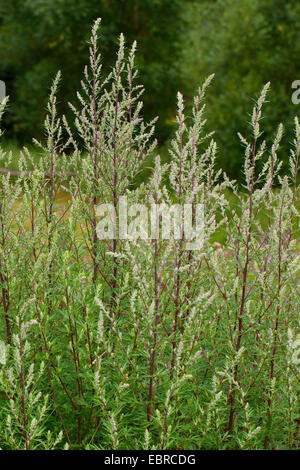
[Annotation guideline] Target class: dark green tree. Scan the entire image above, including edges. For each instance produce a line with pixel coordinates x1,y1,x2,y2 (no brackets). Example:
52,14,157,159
181,0,300,180
0,0,188,142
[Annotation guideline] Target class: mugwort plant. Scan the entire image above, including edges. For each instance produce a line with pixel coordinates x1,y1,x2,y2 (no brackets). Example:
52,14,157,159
0,19,299,450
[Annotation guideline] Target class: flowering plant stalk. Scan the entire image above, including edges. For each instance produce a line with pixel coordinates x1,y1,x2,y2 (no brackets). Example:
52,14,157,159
0,20,299,450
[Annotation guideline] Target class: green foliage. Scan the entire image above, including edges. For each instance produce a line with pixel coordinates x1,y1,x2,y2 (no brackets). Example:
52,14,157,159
1,0,300,180
181,0,300,179
0,21,299,450
0,0,186,143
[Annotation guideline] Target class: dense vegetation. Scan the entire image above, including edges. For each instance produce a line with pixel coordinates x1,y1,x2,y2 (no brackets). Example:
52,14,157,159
1,0,300,179
0,0,187,142
0,21,299,450
182,0,300,178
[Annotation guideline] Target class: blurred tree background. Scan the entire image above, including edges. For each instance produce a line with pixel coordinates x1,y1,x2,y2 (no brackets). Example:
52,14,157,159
0,0,187,142
182,0,300,178
0,0,299,180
